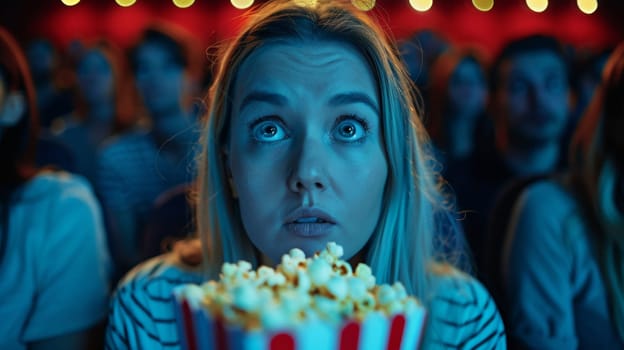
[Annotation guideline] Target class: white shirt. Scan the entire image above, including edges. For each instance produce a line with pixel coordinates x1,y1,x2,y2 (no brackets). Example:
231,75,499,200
0,172,112,349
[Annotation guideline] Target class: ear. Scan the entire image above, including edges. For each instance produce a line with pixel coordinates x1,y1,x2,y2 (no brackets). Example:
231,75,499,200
0,92,26,127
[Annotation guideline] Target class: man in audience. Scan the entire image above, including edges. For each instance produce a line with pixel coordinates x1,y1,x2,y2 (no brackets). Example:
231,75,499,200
455,34,572,278
96,23,200,280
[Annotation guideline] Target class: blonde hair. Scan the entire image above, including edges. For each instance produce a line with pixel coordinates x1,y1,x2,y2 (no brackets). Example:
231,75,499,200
569,42,624,342
196,0,447,303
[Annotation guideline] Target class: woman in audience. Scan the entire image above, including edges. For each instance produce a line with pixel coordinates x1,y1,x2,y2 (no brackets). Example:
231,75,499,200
106,1,506,349
52,39,138,186
427,47,489,168
0,27,111,349
501,42,624,349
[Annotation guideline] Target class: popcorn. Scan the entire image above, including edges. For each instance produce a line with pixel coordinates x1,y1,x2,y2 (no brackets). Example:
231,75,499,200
174,242,427,350
307,258,332,287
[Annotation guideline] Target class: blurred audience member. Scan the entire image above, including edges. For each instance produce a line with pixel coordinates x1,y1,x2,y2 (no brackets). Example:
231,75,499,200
51,39,138,186
500,42,624,349
25,38,73,129
398,29,449,106
425,48,491,273
427,47,489,172
562,47,613,154
0,27,111,349
490,34,570,176
96,23,200,279
462,34,572,275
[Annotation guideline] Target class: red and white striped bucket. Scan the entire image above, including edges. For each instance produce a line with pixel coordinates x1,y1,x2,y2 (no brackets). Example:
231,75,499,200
174,295,427,350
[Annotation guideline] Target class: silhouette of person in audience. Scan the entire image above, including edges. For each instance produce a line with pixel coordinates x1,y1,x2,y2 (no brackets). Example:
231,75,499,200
51,39,138,186
0,26,111,350
500,42,624,349
96,23,200,280
461,35,572,276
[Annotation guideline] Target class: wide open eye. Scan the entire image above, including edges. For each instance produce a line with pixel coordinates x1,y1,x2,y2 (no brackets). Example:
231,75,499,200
250,117,289,143
332,115,369,142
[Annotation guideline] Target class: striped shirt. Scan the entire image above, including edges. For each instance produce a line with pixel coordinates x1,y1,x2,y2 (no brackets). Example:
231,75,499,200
106,255,506,349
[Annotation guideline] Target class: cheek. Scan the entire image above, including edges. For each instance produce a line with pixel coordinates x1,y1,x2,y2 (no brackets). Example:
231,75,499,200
549,92,570,115
230,148,286,212
344,154,388,220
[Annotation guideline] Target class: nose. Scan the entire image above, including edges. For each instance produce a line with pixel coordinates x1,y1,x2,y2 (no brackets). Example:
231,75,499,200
527,84,548,110
287,136,328,194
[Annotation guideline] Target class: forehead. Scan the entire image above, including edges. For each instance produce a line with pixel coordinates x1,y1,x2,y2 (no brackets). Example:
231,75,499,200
135,42,178,64
454,58,482,75
234,39,376,92
502,50,566,77
80,50,109,67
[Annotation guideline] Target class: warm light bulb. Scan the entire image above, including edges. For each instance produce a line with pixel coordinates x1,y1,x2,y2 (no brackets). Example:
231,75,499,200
231,0,254,10
173,0,195,8
293,0,318,6
472,0,494,12
352,0,375,11
577,0,598,14
61,0,80,6
526,0,548,13
409,0,433,12
115,0,136,7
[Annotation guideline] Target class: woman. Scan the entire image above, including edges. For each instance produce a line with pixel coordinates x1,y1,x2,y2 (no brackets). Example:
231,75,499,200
427,48,489,165
501,43,624,348
51,39,138,186
0,27,111,349
106,1,505,349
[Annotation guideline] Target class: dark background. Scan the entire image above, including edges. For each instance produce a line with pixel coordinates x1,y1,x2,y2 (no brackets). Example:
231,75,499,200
1,0,622,58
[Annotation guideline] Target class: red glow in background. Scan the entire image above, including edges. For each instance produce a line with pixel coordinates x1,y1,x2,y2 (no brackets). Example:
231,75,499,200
1,0,622,57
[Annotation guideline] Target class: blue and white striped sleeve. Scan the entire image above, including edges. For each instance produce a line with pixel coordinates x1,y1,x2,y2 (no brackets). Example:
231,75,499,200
105,256,203,350
423,271,507,349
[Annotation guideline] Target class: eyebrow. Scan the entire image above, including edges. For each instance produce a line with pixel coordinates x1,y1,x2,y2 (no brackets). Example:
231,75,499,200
239,91,288,113
238,90,380,114
329,92,379,114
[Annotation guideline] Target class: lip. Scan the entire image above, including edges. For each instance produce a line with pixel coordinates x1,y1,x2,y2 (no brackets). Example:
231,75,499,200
285,207,337,225
284,207,337,237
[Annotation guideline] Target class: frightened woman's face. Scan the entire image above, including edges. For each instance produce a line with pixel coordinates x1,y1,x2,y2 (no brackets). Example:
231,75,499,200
227,40,388,263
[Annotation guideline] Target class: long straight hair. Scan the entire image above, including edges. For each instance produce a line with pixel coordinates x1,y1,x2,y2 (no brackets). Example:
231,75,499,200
569,42,624,342
197,0,447,303
0,27,39,263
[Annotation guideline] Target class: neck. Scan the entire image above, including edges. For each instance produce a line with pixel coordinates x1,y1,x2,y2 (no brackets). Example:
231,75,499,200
86,102,114,123
152,111,189,141
504,141,561,176
444,115,477,158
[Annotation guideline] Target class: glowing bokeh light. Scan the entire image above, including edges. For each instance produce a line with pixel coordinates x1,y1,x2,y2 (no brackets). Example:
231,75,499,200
173,0,195,8
409,0,433,12
577,0,598,14
61,0,80,6
526,0,548,13
352,0,375,11
472,0,494,11
231,0,254,9
115,0,136,7
293,0,318,6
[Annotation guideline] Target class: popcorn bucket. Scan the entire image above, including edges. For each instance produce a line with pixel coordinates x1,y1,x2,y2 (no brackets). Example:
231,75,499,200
173,290,428,350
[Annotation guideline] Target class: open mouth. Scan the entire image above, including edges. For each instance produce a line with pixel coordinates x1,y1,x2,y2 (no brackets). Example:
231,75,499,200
292,217,329,224
286,217,334,237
